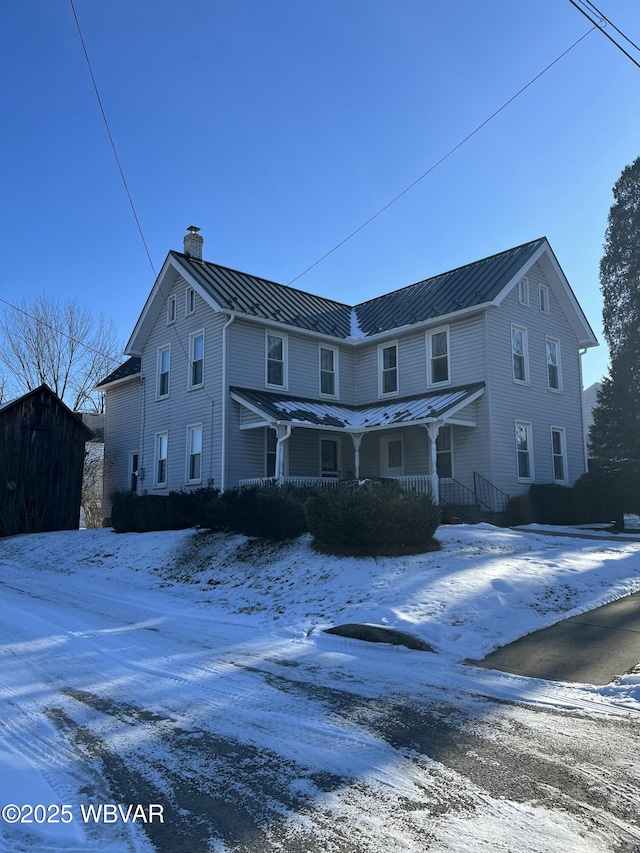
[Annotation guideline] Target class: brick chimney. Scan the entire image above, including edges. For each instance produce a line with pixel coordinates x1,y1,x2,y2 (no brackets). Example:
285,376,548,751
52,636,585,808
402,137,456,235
183,225,203,260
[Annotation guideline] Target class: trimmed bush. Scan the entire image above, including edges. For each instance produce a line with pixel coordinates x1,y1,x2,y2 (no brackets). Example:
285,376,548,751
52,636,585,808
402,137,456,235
111,495,192,533
527,483,586,525
506,494,533,526
221,483,312,540
167,488,222,529
305,480,439,555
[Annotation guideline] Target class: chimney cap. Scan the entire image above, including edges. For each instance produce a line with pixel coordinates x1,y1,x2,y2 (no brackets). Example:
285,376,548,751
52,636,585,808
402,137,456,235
186,225,201,234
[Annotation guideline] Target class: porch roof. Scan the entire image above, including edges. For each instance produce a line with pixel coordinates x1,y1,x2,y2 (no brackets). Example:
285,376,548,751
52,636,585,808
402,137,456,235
230,383,484,432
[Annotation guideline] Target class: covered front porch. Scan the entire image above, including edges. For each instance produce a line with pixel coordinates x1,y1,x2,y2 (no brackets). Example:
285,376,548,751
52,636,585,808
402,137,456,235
230,383,485,505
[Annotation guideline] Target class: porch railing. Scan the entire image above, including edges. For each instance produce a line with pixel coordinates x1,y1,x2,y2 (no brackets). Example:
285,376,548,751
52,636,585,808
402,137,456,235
238,477,339,489
473,471,510,515
395,475,432,495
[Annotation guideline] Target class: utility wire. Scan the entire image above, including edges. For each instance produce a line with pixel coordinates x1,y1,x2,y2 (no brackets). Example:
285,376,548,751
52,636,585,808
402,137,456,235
287,27,596,287
582,0,640,53
69,0,156,276
567,0,640,69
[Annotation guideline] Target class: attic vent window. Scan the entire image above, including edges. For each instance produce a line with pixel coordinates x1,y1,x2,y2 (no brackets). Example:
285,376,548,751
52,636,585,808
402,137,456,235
518,277,530,306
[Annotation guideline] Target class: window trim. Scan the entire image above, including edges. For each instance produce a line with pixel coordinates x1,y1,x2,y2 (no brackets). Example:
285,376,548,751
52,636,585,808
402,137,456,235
154,431,168,488
539,284,550,314
157,344,171,399
319,436,341,479
378,340,399,397
188,330,205,390
515,420,534,482
518,277,530,306
426,326,451,387
319,343,339,398
167,295,176,325
511,324,529,385
185,286,196,316
551,426,568,484
546,336,562,392
265,331,288,390
185,423,203,485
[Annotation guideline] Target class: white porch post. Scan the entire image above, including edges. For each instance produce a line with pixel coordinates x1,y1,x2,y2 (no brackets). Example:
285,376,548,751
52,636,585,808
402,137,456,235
275,424,291,484
425,422,441,504
350,432,364,479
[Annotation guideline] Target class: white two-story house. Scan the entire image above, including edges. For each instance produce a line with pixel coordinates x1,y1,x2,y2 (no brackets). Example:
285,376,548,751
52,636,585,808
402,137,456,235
97,227,598,523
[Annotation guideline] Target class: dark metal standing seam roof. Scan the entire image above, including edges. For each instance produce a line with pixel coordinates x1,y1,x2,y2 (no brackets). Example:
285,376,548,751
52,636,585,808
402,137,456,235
172,239,546,339
230,383,485,429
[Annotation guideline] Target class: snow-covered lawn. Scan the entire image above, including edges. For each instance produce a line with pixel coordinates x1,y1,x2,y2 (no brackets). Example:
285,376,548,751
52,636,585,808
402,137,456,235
1,523,640,851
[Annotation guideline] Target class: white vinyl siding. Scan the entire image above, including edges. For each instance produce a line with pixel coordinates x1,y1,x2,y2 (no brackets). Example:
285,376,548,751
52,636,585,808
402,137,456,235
155,431,168,487
319,344,338,397
427,327,450,386
515,421,533,482
546,337,562,391
378,341,398,396
266,331,287,389
157,345,170,399
511,325,529,384
551,427,567,483
189,331,204,389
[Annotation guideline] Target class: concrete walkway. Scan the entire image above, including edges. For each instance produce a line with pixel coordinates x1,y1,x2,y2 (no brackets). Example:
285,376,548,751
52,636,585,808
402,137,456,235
469,591,640,686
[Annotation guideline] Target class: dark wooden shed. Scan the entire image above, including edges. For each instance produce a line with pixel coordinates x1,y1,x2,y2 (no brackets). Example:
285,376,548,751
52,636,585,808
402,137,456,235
0,385,94,537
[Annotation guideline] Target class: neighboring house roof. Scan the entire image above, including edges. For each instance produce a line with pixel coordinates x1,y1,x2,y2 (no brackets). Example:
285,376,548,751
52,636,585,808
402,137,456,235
230,383,485,431
95,356,141,390
126,236,598,354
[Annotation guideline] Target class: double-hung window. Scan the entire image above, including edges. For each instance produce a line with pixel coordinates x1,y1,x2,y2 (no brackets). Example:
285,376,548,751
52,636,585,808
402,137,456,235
319,345,338,397
546,337,562,391
428,327,450,385
157,345,170,398
186,424,202,483
189,331,204,388
511,325,528,383
379,342,398,396
320,438,340,478
266,332,286,388
515,421,533,481
551,427,567,482
155,432,168,487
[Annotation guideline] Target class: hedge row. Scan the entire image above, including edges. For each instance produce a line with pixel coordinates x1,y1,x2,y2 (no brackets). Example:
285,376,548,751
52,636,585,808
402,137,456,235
111,479,440,551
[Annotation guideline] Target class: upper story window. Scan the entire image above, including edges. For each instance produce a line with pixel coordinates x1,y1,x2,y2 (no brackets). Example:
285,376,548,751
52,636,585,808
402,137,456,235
186,423,202,483
319,345,338,397
189,331,204,389
539,284,550,314
515,421,534,481
427,327,450,385
546,337,562,391
157,345,170,398
511,325,529,384
518,277,529,306
266,332,287,388
155,431,168,487
185,286,196,315
379,341,398,396
167,295,176,325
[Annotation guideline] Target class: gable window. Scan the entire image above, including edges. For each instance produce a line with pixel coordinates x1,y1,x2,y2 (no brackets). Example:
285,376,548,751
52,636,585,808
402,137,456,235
320,438,340,478
428,327,450,385
511,325,528,384
518,277,529,306
155,431,168,487
436,426,453,479
185,286,196,315
167,295,176,325
266,428,277,478
319,345,338,397
515,421,533,481
551,427,567,482
266,332,287,388
379,342,398,396
546,337,562,391
157,345,170,398
186,424,202,483
539,284,550,314
189,331,204,388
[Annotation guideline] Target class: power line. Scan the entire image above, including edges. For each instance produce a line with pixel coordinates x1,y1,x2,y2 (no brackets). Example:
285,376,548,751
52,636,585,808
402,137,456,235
567,0,640,69
287,27,596,287
69,0,157,276
582,0,640,54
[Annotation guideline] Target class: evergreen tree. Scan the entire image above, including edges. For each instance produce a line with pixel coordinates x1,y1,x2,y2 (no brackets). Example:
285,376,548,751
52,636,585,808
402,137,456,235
590,156,640,462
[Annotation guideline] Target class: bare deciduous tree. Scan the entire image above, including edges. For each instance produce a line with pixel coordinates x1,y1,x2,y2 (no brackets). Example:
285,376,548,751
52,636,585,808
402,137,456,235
0,295,120,412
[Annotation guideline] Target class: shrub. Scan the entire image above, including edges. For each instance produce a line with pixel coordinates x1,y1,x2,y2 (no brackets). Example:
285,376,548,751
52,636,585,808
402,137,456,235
111,495,192,533
221,483,312,540
506,493,533,526
305,480,439,555
527,483,586,525
168,488,222,529
574,460,640,529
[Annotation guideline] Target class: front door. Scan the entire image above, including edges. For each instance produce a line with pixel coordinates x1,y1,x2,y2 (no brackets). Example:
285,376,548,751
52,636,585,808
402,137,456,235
380,435,403,477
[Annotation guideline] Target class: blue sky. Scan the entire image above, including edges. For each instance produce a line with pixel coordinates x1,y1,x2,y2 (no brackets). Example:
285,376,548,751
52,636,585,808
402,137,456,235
1,1,639,388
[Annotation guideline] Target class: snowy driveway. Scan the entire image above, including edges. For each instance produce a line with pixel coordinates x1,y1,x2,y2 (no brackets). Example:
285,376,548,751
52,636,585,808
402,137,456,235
1,527,640,851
